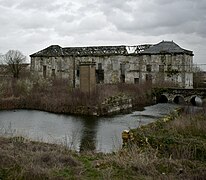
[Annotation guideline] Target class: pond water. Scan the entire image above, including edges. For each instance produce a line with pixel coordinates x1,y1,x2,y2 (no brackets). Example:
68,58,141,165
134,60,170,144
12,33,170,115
0,103,179,153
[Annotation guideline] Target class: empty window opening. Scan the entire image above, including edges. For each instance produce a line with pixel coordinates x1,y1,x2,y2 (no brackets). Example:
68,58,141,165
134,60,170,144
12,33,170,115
120,63,126,83
96,69,104,83
98,63,102,70
120,74,125,83
43,65,47,78
76,67,80,77
120,63,126,75
146,64,152,72
134,78,139,84
52,69,56,77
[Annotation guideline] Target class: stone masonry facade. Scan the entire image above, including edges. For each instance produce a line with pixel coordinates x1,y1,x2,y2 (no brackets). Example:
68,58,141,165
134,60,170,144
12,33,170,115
30,41,194,88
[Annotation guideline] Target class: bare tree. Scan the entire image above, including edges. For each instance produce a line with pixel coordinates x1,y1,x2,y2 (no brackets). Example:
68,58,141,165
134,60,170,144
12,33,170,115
0,53,3,63
4,50,26,78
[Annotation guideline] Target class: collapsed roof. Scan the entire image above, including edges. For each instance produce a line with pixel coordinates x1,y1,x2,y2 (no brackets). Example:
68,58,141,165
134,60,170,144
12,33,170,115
30,45,151,57
30,41,193,57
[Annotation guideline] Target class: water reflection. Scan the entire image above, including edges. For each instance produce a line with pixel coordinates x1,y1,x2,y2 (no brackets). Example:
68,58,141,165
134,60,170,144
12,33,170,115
0,103,179,153
79,116,98,152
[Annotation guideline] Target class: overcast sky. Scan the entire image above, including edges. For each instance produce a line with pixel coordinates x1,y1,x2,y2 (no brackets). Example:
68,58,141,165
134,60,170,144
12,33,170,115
0,0,205,67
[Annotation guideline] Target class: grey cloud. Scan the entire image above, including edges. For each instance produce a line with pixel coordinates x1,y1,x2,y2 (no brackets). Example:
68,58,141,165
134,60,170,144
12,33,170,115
100,0,206,38
0,6,55,34
54,13,108,36
58,14,76,23
100,0,132,11
0,0,19,8
17,0,62,11
0,0,205,66
79,15,108,32
18,12,58,30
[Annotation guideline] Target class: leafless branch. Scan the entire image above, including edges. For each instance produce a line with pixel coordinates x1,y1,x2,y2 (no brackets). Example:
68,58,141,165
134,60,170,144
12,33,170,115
3,50,26,78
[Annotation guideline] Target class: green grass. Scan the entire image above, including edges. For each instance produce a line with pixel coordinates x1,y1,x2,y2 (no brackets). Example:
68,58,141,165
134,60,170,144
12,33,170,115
77,154,101,179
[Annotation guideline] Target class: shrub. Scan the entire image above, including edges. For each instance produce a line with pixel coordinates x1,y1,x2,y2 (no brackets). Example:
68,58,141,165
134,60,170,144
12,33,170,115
15,79,33,96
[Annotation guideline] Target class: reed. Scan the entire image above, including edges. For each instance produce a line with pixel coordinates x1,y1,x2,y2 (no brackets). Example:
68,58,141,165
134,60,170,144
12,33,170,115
0,77,155,115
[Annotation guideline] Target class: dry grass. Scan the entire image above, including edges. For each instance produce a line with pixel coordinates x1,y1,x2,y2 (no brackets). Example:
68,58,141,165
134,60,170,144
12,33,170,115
104,145,159,176
168,113,206,137
0,77,155,115
0,137,83,179
92,111,206,179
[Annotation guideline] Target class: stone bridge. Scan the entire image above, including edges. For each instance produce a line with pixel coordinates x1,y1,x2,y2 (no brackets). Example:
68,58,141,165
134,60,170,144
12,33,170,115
153,88,206,106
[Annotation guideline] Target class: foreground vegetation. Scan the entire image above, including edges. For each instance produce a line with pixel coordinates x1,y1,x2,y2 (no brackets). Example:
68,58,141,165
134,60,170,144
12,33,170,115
0,73,179,115
1,110,206,179
0,76,154,115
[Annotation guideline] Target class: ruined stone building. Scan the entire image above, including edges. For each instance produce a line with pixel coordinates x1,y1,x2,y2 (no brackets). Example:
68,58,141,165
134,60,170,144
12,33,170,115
193,71,206,88
30,41,194,88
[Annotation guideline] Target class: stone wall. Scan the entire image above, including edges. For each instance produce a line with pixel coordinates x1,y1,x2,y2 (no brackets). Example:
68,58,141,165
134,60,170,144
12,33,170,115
99,93,133,115
30,53,193,88
139,54,193,88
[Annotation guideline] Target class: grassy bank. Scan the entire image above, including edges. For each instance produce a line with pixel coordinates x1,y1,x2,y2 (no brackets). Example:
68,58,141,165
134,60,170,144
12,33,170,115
1,110,206,179
0,77,154,115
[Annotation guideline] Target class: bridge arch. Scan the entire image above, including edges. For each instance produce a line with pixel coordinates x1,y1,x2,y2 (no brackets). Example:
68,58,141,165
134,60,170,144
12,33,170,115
154,88,206,106
173,95,185,105
190,95,202,106
157,94,168,103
